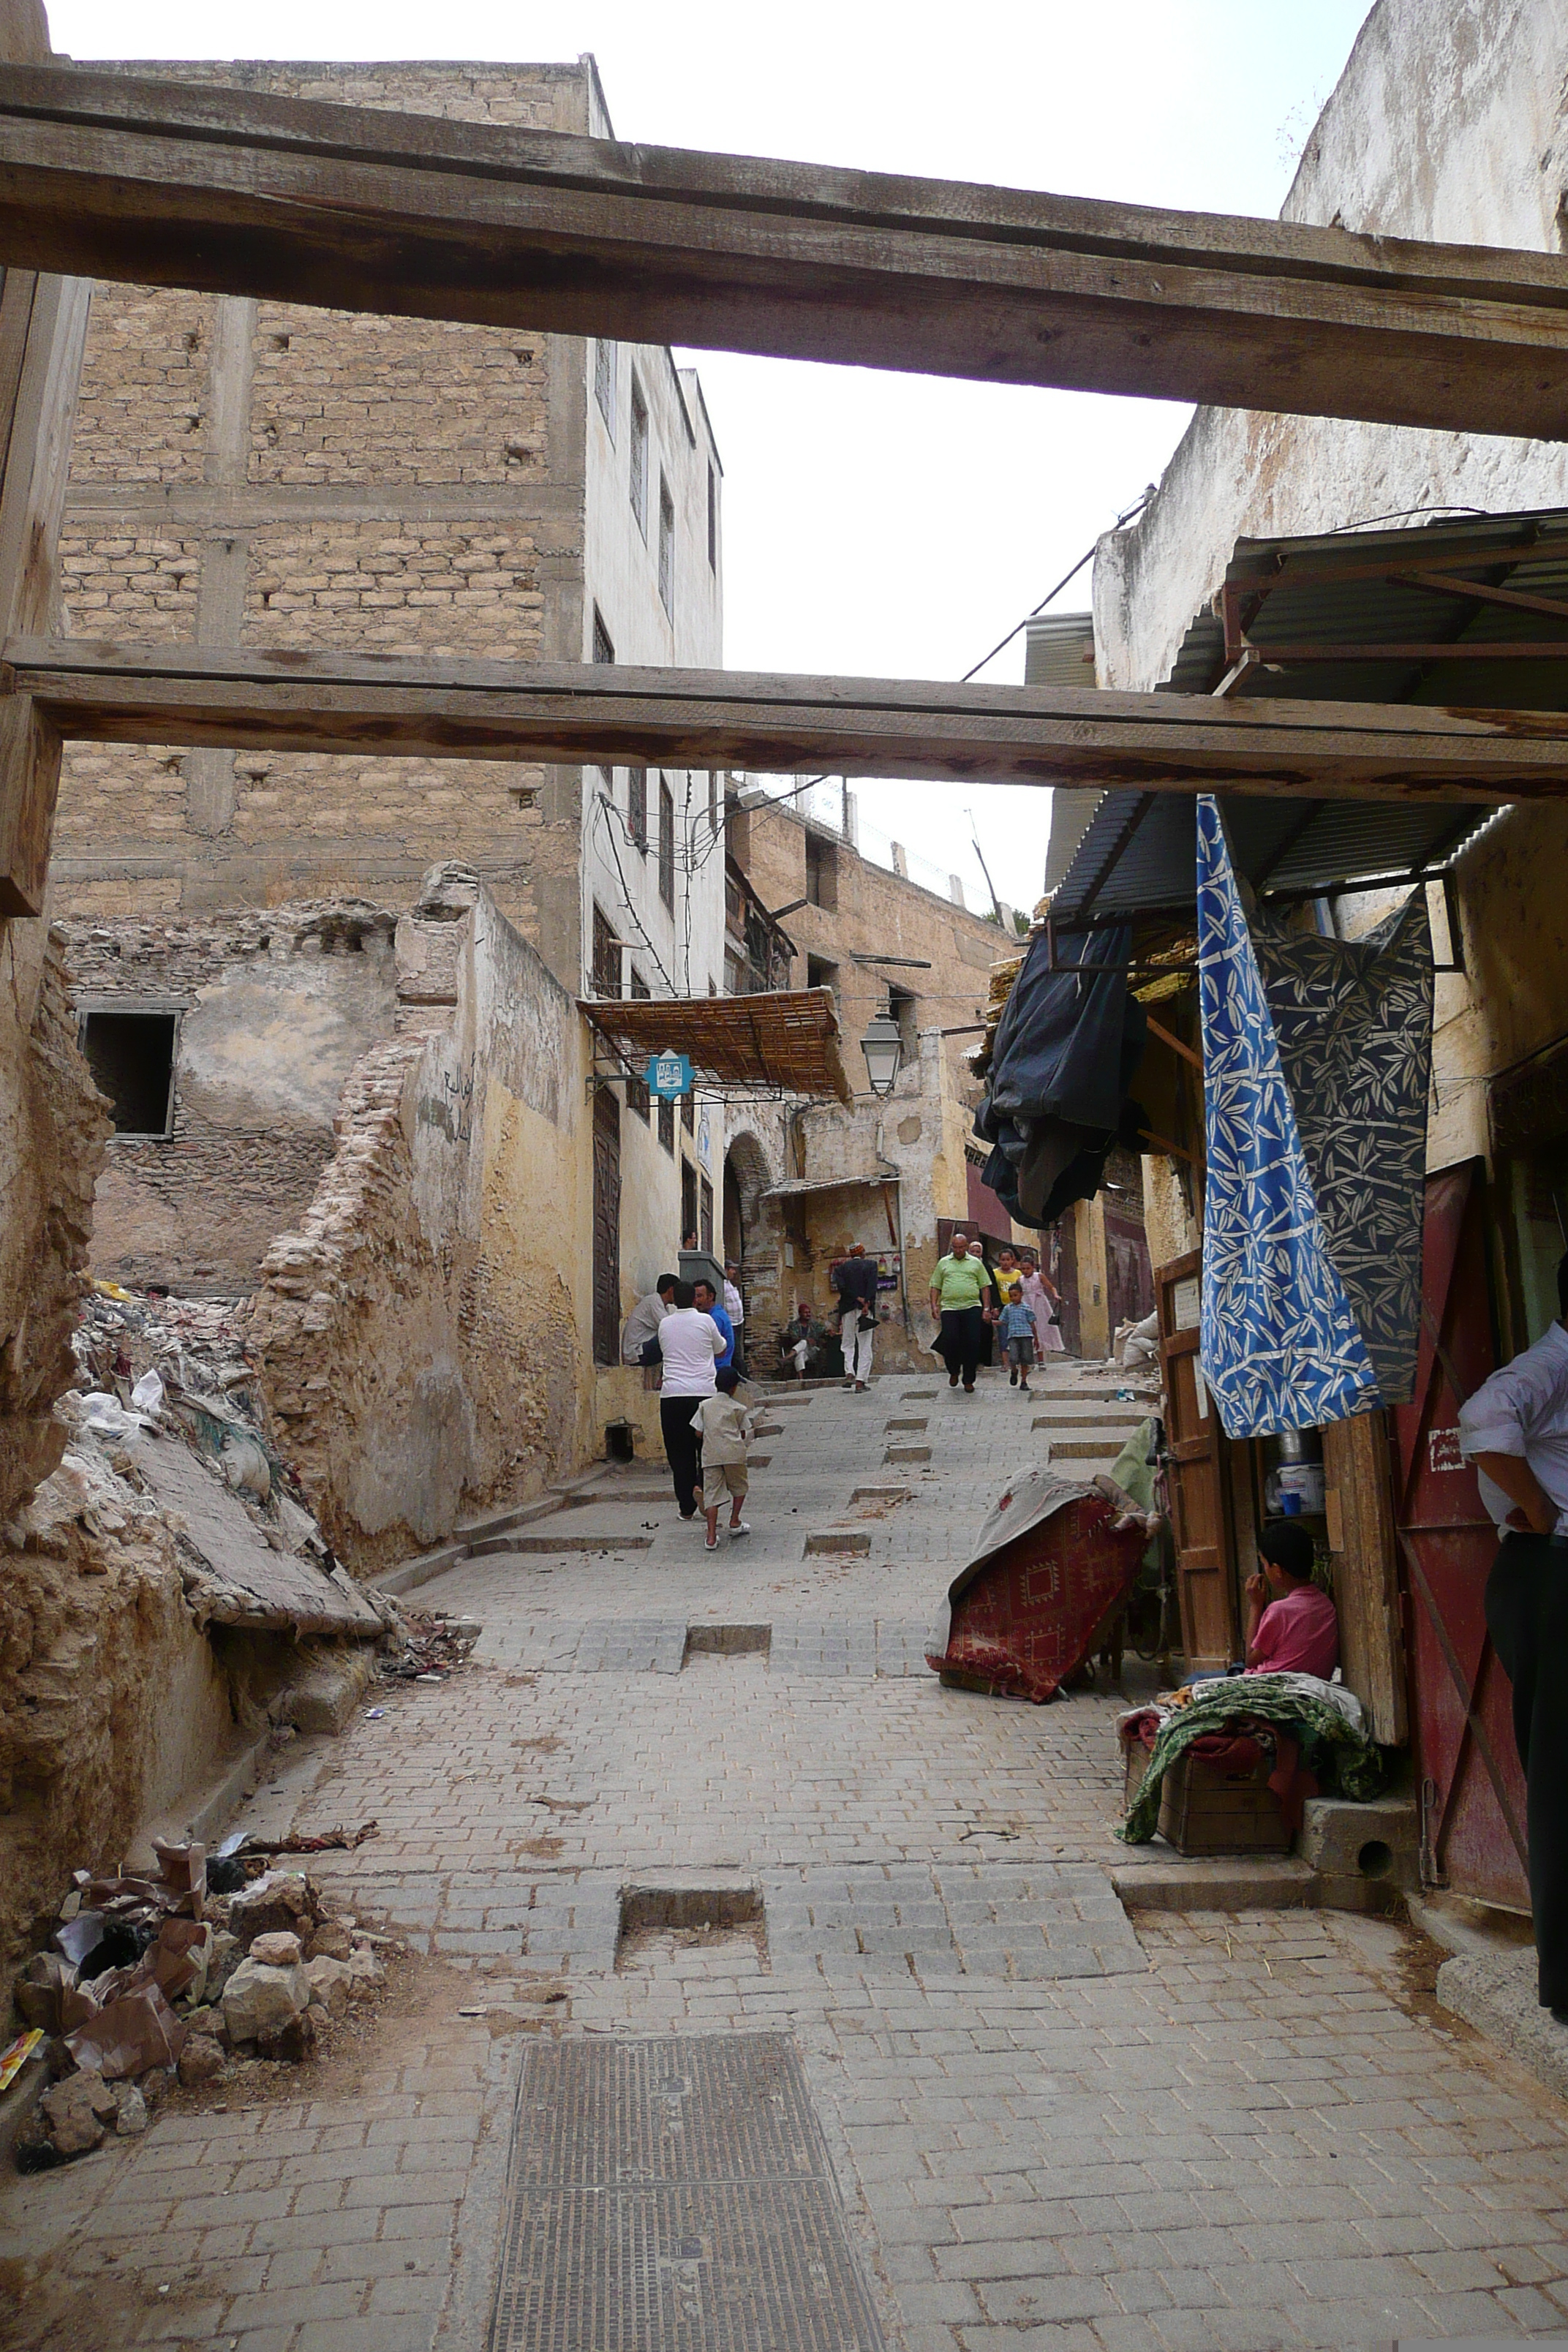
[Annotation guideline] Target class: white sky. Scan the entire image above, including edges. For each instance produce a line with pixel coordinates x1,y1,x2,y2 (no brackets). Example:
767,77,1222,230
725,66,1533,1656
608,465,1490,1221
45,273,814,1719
51,0,1372,908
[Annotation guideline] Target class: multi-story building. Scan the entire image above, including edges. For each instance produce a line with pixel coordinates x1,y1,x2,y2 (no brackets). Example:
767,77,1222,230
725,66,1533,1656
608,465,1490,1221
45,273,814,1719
44,57,728,1546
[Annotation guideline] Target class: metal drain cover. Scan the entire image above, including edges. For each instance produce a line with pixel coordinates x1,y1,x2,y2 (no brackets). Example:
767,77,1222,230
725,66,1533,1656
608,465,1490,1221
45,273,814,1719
489,2035,883,2350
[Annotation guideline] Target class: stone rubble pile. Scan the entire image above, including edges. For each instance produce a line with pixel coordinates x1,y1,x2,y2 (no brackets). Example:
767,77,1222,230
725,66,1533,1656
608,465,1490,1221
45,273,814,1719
11,1839,391,2171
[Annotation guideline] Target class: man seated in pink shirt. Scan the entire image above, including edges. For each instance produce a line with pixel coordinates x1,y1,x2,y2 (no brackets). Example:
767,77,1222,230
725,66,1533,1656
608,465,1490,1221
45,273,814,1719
1243,1520,1340,1678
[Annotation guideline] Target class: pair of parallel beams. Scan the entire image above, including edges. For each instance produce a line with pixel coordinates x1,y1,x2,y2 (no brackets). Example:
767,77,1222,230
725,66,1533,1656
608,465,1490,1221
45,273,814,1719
7,63,1568,811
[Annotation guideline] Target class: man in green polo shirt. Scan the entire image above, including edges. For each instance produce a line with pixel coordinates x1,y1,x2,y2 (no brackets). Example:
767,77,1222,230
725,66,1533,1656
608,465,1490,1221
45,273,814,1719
928,1230,998,1393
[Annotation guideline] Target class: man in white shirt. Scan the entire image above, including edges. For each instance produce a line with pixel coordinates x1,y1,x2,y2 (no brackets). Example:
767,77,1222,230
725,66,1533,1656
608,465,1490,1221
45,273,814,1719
655,1279,724,1520
622,1274,677,1368
1459,1249,1568,2018
723,1262,746,1376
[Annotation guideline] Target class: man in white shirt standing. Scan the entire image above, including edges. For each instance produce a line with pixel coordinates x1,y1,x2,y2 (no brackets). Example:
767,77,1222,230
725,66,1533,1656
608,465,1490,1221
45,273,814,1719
655,1279,725,1521
1459,1248,1568,2020
723,1261,746,1377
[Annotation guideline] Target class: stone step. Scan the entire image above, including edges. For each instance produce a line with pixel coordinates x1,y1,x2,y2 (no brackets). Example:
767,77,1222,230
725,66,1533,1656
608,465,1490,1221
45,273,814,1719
469,1531,656,1558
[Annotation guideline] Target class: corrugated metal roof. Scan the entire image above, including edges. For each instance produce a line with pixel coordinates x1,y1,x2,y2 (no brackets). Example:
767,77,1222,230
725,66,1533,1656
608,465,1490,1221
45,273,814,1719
1054,505,1568,925
1025,611,1096,690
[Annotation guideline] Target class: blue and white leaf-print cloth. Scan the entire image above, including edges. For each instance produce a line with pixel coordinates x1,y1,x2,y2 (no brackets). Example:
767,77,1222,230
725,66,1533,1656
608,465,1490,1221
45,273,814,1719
1196,795,1430,1436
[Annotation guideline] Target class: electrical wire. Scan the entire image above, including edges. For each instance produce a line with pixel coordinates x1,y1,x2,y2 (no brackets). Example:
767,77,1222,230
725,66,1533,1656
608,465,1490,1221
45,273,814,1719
741,483,1156,823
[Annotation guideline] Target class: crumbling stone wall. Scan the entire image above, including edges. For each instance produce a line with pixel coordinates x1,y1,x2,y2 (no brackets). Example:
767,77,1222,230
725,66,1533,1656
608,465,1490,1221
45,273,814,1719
250,879,592,1569
0,921,111,1526
0,1440,232,1975
65,901,402,1293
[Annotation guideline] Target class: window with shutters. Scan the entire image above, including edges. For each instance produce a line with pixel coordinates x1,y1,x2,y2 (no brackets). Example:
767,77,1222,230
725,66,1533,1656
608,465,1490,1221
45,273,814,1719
682,1090,695,1137
657,475,675,617
629,378,648,537
595,339,617,436
627,767,648,853
682,1157,698,1240
627,968,651,1119
658,779,675,910
658,1096,675,1154
700,1174,714,1254
706,462,717,572
591,902,622,998
592,607,614,666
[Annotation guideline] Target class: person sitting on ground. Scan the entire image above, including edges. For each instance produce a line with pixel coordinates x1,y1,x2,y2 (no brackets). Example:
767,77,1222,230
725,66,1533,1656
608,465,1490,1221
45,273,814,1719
692,1277,735,1374
998,1286,1040,1394
829,1240,879,1392
696,1368,759,1550
780,1300,818,1379
622,1273,678,1367
656,1279,724,1520
1242,1520,1339,1678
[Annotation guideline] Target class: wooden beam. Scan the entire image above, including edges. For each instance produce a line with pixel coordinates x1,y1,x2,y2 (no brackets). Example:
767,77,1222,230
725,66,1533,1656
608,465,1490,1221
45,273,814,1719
12,636,1568,804
1,67,1567,436
0,12,88,915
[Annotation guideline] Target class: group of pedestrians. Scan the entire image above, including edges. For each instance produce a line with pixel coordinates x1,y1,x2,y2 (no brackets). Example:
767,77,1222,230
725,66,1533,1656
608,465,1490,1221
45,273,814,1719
622,1257,757,1546
928,1230,1064,1393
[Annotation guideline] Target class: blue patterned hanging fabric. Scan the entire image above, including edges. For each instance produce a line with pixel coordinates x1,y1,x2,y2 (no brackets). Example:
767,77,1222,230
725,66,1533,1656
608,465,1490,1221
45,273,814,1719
1196,795,1432,1437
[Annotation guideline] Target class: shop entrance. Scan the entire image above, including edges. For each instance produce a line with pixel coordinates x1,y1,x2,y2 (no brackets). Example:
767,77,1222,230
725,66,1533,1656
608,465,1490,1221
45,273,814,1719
1392,1161,1530,1911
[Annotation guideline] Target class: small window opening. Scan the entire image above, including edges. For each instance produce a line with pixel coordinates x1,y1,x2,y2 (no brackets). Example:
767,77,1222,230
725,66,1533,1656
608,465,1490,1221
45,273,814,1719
706,462,717,572
657,475,675,617
628,766,649,853
888,983,919,1055
80,1011,177,1137
629,378,649,537
806,954,840,1009
658,777,676,911
804,832,837,909
592,607,615,666
595,338,617,436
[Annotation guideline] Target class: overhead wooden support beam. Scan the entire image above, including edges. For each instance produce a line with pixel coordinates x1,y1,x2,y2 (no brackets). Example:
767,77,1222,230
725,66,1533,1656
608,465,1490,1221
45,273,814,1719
10,637,1568,804
1,69,1567,437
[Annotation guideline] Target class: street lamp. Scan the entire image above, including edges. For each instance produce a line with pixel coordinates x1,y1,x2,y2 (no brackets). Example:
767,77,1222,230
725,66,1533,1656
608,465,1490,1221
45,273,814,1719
860,1005,903,1098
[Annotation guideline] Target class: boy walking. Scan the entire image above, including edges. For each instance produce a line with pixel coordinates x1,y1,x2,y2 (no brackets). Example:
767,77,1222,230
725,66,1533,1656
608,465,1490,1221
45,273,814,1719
696,1370,758,1550
998,1287,1040,1393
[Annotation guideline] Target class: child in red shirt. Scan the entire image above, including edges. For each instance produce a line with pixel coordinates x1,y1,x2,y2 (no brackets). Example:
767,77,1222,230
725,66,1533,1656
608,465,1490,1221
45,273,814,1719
1243,1518,1339,1679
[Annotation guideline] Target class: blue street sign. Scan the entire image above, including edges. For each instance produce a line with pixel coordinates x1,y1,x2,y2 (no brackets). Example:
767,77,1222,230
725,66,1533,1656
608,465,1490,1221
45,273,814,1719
647,1050,693,1100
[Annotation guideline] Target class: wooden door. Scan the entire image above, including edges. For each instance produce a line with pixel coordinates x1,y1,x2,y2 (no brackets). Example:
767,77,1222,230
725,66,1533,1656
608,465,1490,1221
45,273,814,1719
1391,1160,1529,1908
1156,1248,1240,1668
1105,1205,1154,1334
592,1088,622,1368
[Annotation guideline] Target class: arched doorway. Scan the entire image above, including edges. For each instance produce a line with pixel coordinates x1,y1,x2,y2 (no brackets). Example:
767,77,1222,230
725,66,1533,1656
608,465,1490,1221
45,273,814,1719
723,1130,774,1265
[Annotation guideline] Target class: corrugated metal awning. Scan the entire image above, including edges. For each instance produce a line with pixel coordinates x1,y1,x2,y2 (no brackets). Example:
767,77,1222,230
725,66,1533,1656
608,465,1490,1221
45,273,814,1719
1052,505,1568,927
760,1170,900,1199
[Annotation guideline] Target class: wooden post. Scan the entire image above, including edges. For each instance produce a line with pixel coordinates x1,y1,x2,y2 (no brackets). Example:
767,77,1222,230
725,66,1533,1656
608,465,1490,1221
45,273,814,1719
1322,1407,1407,1744
0,0,88,915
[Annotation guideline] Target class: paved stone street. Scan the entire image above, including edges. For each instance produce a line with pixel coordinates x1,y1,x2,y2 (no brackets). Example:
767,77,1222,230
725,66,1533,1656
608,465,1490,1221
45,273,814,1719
7,1356,1568,2352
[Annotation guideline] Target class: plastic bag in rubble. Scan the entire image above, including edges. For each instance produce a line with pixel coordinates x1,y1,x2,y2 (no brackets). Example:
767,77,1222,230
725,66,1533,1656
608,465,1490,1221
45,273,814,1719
218,1431,271,1502
129,1368,165,1416
80,1392,151,1437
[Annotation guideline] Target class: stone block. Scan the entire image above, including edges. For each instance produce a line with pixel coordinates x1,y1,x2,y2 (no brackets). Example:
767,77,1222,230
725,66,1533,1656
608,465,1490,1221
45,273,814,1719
178,2034,227,2087
223,1956,311,2044
804,1530,871,1556
41,2072,118,2155
251,1931,304,1967
1298,1795,1418,1891
346,1943,386,2002
284,1646,380,1735
306,1956,354,2016
230,1871,317,1947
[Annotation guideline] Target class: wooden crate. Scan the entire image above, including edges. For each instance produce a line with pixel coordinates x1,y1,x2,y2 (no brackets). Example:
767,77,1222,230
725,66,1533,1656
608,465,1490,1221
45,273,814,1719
1157,1749,1291,1855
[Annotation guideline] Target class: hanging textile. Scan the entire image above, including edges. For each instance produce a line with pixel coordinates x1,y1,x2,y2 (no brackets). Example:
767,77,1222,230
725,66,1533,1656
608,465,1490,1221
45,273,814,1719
974,924,1147,1229
1197,794,1433,1436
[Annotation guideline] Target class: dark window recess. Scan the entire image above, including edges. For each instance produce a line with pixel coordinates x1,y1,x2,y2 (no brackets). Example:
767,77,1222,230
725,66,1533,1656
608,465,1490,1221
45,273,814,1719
682,1156,698,1239
707,769,719,835
806,953,840,1009
658,780,676,911
804,831,837,909
594,337,616,434
592,1088,622,1368
700,1173,715,1254
658,1097,676,1155
592,607,614,665
706,462,718,572
591,902,622,998
889,983,919,1055
630,378,648,535
80,1011,176,1137
627,968,651,1118
628,766,649,853
657,475,675,617
682,1090,695,1136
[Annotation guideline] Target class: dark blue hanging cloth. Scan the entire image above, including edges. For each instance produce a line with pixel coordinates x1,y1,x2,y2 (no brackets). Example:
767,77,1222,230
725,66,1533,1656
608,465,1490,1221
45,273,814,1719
974,925,1148,1229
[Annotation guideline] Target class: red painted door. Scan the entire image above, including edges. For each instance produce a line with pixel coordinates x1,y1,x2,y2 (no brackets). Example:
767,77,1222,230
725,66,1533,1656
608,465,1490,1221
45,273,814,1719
1391,1161,1530,1910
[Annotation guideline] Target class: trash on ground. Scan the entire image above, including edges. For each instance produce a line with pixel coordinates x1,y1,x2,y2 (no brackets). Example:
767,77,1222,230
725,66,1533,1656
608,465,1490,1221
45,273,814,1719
11,1834,395,2170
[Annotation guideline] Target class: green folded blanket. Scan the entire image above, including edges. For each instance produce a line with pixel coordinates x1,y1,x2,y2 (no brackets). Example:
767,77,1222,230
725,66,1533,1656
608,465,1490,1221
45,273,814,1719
1117,1676,1385,1844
